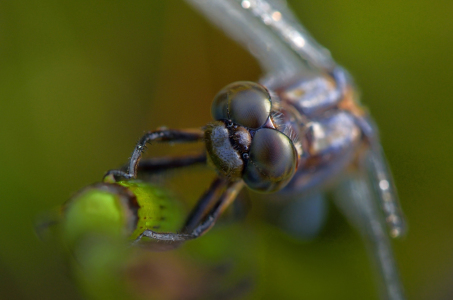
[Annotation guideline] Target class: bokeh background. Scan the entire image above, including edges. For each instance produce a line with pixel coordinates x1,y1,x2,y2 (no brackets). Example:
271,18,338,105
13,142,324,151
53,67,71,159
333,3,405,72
1,1,452,299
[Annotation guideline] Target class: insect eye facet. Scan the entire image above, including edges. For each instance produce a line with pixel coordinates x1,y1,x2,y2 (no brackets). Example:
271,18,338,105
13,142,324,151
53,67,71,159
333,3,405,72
211,81,272,129
243,128,297,192
211,87,230,121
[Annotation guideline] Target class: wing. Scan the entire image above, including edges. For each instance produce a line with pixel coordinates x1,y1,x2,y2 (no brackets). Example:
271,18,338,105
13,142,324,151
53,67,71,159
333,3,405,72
185,0,335,80
333,151,406,300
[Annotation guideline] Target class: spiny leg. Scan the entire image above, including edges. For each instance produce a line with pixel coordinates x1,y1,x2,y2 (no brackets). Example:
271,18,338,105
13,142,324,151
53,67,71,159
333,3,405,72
104,128,204,182
136,152,207,174
130,177,228,248
183,177,228,233
135,178,245,243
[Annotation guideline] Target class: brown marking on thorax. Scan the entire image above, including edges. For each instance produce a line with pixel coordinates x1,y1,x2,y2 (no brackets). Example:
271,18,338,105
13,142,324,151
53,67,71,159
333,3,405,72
338,85,367,118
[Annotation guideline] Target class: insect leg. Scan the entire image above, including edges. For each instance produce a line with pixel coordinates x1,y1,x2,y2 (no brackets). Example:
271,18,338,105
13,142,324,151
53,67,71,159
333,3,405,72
333,173,405,300
136,152,207,174
104,128,204,182
183,177,229,233
135,179,244,243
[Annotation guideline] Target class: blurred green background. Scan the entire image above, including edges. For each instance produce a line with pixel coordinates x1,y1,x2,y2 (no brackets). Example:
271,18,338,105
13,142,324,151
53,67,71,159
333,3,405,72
1,1,452,299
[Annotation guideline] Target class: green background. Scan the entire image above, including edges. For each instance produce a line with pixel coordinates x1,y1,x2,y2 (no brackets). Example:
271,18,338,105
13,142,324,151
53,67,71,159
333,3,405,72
1,1,452,299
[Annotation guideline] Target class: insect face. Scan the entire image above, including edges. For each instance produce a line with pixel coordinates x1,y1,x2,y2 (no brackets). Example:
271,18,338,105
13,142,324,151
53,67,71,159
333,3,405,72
205,82,297,193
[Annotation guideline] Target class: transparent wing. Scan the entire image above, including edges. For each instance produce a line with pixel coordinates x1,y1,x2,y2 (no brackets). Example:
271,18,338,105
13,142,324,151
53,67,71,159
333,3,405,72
241,0,336,71
333,155,405,300
185,0,335,82
367,144,407,238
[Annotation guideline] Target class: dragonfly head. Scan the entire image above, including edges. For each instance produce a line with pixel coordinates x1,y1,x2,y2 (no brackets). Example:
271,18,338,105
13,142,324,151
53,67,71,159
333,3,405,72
205,81,297,193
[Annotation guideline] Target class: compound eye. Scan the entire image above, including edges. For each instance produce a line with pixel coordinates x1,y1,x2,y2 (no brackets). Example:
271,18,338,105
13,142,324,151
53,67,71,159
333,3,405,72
211,82,272,129
243,128,297,192
211,86,230,121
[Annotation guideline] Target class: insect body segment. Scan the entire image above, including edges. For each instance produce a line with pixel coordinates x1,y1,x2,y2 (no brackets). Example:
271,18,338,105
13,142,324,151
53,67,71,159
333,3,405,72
273,68,348,117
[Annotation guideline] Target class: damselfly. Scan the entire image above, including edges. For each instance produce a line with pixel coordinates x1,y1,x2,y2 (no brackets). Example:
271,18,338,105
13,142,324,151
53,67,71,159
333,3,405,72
56,1,407,299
